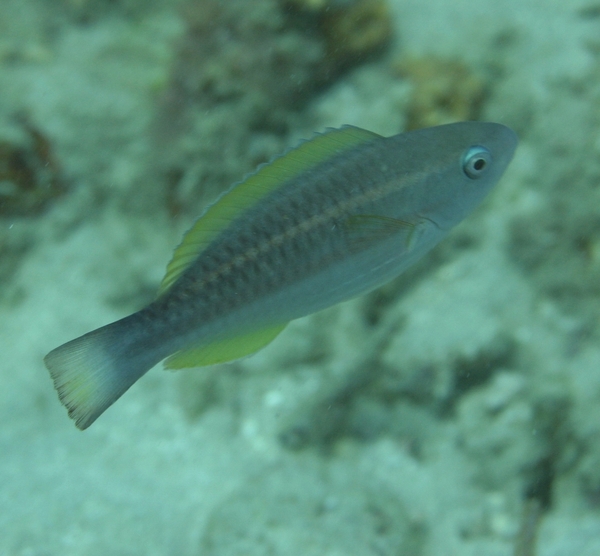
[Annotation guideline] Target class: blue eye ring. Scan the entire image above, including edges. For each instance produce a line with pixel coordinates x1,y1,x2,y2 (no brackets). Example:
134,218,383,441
462,146,492,179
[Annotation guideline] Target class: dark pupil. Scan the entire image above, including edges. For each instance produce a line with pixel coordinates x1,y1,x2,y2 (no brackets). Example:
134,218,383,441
473,158,486,171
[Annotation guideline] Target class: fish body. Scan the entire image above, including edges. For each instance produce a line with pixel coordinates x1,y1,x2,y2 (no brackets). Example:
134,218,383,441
45,122,517,429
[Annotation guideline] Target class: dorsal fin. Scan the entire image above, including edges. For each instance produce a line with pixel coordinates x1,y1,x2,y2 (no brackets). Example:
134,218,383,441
157,126,382,296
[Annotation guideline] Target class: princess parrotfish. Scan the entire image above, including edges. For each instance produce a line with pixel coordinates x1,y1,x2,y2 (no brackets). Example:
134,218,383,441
44,122,518,429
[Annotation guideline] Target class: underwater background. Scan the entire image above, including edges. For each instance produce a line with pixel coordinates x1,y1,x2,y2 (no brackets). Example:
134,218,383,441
1,0,600,554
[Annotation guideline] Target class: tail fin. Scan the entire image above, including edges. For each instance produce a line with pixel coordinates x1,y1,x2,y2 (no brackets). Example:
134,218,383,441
44,321,154,430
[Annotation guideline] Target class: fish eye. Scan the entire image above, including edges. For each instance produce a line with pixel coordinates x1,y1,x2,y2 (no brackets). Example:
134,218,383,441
462,146,492,179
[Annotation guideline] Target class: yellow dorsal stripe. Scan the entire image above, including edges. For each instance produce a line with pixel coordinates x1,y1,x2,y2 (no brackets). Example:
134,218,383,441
157,126,382,296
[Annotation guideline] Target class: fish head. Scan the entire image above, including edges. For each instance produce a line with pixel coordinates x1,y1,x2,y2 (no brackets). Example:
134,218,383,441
393,121,518,231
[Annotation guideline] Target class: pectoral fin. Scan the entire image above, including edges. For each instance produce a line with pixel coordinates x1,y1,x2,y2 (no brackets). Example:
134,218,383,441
344,214,423,252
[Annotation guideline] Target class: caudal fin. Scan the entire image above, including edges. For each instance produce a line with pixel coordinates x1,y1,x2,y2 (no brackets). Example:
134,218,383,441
44,322,153,430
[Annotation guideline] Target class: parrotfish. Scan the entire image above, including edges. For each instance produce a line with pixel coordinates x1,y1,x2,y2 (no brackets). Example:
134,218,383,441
44,122,517,429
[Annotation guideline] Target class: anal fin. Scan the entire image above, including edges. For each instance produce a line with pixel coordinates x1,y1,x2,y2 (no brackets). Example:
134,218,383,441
164,323,288,369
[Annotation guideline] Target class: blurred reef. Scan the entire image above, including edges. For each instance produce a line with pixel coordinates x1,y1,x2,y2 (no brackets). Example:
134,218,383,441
0,116,66,216
394,56,486,130
153,0,393,217
508,60,600,331
4,1,600,555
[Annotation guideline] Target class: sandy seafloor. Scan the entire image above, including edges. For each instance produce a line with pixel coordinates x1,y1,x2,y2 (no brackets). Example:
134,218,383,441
2,0,600,554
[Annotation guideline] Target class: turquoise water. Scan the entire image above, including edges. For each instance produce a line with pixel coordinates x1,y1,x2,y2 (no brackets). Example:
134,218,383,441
1,0,600,554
